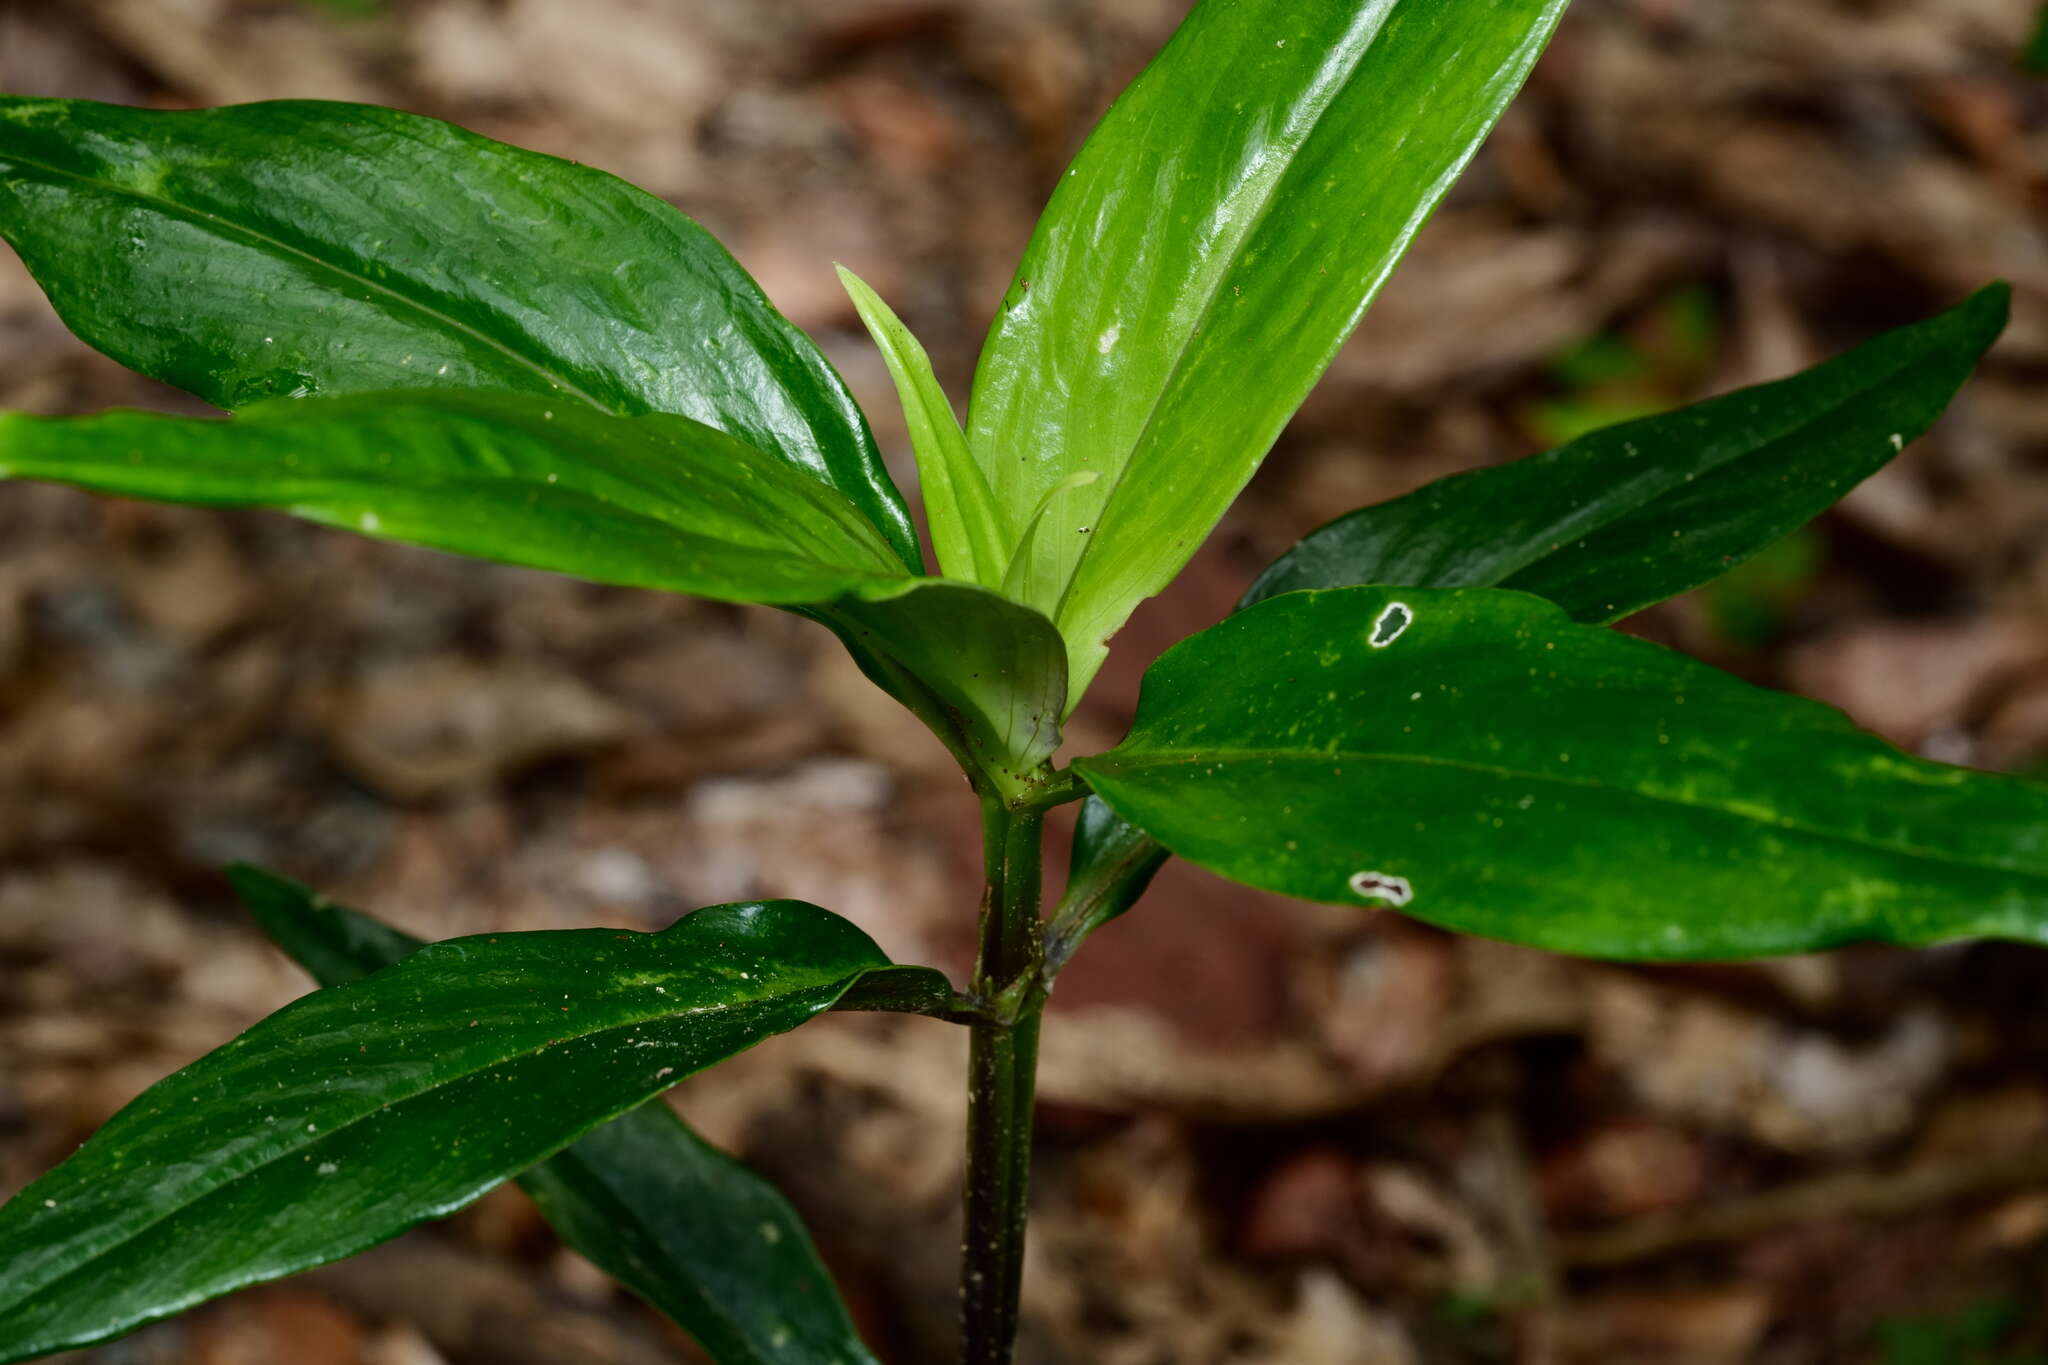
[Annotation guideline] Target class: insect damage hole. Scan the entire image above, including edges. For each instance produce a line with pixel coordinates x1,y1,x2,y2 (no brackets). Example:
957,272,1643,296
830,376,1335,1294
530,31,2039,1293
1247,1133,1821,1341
1370,602,1412,648
1348,870,1413,907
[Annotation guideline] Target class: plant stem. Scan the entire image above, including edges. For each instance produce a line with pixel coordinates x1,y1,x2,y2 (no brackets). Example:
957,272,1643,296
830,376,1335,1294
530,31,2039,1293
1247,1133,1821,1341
961,797,1046,1365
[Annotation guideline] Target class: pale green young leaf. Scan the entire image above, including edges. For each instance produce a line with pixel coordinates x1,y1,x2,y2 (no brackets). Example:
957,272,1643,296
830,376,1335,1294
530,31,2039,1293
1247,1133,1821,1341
969,0,1570,700
997,471,1100,604
837,266,1007,585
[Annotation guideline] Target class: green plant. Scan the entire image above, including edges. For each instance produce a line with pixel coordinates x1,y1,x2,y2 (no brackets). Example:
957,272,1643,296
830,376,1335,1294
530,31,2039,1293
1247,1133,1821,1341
1878,1299,2047,1365
0,2,2040,1361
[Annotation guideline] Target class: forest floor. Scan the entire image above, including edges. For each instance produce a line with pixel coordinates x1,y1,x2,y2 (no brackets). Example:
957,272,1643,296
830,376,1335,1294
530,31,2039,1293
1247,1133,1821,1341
3,1,2048,1362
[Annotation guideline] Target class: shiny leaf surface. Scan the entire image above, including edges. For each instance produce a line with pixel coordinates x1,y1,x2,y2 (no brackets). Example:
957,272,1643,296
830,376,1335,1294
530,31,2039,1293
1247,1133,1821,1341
1077,587,2048,960
232,867,884,1365
1246,286,2011,620
0,900,906,1362
969,0,1569,698
0,392,907,604
0,391,1067,785
817,580,1068,791
838,266,1006,585
0,96,918,568
1042,795,1169,975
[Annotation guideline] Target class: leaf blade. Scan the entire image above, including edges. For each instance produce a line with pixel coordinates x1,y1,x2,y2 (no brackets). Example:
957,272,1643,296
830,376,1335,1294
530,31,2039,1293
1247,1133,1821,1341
1245,285,2012,620
837,266,1007,585
0,900,903,1363
968,0,1570,696
1043,795,1169,975
0,391,907,605
1076,586,2048,960
0,96,920,569
817,580,1069,789
0,392,1069,785
231,867,884,1365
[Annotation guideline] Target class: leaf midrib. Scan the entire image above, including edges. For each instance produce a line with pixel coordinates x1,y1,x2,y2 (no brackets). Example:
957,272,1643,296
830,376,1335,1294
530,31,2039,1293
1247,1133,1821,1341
0,143,618,415
1089,744,2047,882
0,982,849,1326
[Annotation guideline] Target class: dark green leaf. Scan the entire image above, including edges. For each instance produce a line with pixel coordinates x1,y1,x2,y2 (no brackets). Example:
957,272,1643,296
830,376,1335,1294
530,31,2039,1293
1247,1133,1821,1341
1245,286,2010,620
1076,586,2048,961
0,899,907,1363
1042,795,1169,974
231,866,886,1365
0,392,907,605
234,864,420,986
522,1110,880,1365
968,0,1569,696
0,96,918,569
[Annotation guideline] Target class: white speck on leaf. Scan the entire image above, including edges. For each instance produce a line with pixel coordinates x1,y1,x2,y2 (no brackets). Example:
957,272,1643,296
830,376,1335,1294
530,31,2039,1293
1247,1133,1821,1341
1370,602,1412,647
1097,324,1120,355
1348,870,1413,907
656,1067,674,1080
317,1161,338,1175
760,1221,784,1245
1889,433,1904,452
359,512,380,532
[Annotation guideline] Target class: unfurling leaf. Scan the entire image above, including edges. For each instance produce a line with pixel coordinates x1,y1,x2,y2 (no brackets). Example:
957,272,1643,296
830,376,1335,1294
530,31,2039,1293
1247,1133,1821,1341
838,266,1007,586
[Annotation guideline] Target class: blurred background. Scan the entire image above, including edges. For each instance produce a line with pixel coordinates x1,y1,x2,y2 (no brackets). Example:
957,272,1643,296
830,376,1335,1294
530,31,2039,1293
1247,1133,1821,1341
3,0,2048,1361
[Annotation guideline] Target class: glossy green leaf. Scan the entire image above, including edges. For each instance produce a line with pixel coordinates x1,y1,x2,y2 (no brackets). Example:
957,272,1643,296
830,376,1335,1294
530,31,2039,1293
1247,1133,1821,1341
968,0,1569,698
1042,795,1169,975
235,865,422,986
837,266,1006,586
231,866,884,1365
1076,586,2048,961
1246,285,2011,620
817,581,1068,792
0,392,909,604
0,96,919,570
0,899,911,1363
0,390,1067,788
